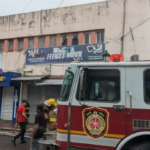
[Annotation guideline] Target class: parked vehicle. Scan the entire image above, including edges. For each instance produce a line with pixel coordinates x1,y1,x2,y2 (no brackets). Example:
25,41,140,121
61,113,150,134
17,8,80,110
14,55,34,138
54,61,150,150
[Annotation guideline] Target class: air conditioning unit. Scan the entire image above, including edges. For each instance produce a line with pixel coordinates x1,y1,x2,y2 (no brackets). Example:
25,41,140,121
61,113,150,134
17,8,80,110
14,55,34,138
131,55,139,61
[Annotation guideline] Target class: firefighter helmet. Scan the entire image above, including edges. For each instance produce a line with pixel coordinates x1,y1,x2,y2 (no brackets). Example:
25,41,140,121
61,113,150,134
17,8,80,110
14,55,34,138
44,98,57,107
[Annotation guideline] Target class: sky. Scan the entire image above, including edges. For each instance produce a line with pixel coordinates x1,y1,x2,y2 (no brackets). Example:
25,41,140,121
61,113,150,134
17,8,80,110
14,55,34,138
0,0,106,17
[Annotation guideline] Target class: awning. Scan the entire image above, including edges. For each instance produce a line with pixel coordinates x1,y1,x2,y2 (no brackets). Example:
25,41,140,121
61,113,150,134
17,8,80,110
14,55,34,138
36,79,63,86
11,76,46,81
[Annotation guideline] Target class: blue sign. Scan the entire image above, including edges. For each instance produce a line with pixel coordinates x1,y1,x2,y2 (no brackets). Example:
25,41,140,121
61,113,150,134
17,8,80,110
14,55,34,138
26,44,105,65
0,72,21,87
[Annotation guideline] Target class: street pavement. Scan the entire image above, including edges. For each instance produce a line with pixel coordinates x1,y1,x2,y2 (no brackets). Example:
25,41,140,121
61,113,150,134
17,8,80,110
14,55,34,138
0,135,30,150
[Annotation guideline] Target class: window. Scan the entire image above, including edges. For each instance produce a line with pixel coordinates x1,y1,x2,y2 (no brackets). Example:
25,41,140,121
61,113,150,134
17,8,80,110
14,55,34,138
144,69,150,103
77,69,120,102
84,33,90,44
0,41,4,52
18,38,23,51
96,31,104,43
50,35,56,47
28,37,34,49
61,35,67,46
72,34,78,45
59,71,74,101
38,36,45,48
8,39,13,52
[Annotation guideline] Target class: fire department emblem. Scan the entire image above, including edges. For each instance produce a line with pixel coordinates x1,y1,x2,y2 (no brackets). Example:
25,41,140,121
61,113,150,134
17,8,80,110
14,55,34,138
82,107,109,139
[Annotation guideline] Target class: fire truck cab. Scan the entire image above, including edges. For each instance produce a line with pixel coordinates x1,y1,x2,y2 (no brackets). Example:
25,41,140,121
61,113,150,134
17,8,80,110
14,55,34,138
57,61,150,150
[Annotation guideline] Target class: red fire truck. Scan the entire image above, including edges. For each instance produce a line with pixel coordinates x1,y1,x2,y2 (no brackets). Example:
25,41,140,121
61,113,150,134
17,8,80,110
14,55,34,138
56,61,150,150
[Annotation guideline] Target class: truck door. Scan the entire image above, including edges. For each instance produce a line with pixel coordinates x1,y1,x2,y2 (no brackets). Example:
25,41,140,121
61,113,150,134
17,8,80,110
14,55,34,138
126,67,150,134
69,67,126,149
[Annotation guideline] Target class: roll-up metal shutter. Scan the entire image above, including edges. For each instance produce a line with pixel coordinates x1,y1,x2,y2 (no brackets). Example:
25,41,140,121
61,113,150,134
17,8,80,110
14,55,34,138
45,85,61,100
28,86,41,123
2,87,14,120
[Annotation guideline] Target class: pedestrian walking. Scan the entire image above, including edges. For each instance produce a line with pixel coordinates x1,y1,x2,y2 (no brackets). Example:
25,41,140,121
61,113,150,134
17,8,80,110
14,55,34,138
44,98,57,131
11,100,28,146
30,101,48,150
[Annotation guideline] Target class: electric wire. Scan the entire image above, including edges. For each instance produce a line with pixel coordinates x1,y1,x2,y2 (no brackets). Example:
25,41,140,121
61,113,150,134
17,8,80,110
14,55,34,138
57,0,66,8
123,16,150,38
19,0,33,13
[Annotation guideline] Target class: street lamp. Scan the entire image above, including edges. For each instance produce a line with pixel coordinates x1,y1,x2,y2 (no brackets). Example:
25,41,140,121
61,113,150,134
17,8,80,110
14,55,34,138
103,50,110,62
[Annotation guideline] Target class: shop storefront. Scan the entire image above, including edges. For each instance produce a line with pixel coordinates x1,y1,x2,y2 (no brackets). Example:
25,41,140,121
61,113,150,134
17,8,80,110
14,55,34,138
0,72,21,122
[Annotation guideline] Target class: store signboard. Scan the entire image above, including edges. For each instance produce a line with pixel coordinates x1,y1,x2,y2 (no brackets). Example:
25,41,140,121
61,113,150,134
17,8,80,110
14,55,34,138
26,44,105,65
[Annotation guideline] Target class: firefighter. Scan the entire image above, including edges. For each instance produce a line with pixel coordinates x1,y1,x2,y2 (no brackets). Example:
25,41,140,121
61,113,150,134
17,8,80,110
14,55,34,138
44,98,57,131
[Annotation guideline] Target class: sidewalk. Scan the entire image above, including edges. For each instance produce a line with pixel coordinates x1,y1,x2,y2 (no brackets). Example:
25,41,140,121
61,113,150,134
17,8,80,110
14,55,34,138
0,120,34,132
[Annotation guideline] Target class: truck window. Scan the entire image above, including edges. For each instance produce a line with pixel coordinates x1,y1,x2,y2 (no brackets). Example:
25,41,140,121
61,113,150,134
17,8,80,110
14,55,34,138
76,69,120,102
144,69,150,103
59,71,74,101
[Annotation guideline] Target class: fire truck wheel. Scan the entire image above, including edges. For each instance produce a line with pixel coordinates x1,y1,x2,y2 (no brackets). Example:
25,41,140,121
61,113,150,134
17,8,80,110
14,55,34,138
125,142,150,150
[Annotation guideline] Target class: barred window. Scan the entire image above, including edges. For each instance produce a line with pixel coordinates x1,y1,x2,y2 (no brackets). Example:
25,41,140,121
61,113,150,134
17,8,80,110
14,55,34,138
50,35,56,47
28,37,34,49
18,38,23,51
72,34,78,45
8,39,13,52
0,41,4,52
62,35,67,46
38,36,45,48
84,33,90,44
96,31,104,43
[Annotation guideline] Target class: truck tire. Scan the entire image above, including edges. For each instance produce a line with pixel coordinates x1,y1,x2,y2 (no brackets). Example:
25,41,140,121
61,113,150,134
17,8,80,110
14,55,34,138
123,142,150,150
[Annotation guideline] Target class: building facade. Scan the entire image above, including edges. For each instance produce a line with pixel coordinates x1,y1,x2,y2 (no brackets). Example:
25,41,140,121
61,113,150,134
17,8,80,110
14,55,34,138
0,0,150,122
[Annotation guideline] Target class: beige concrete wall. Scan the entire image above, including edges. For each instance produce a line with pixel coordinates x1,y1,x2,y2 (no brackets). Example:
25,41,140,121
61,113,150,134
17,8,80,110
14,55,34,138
1,51,67,76
1,0,150,75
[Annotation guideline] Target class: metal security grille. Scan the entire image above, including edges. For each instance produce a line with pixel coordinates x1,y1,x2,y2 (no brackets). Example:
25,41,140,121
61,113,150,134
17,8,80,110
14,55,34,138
28,86,41,123
133,119,150,130
38,36,45,48
84,33,90,44
18,38,23,51
2,87,14,120
0,40,4,52
72,34,78,45
8,40,13,52
28,37,34,49
45,85,61,100
96,31,104,43
50,35,56,47
62,35,67,46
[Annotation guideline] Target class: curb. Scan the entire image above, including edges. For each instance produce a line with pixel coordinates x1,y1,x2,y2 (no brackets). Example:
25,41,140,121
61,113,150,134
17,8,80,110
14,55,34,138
0,127,33,133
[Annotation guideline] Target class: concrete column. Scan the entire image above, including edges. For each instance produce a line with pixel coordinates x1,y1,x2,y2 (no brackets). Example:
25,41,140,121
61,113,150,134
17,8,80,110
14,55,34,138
23,38,28,51
45,36,50,47
22,82,28,100
91,31,96,44
3,40,8,52
13,39,18,51
34,37,38,48
79,32,84,45
41,86,46,101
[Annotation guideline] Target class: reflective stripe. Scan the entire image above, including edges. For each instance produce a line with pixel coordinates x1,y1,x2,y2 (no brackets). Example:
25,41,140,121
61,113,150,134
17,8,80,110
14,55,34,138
57,129,125,139
50,118,57,122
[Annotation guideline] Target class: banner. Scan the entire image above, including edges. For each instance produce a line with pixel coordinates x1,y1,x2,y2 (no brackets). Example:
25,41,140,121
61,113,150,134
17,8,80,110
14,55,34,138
26,44,105,65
